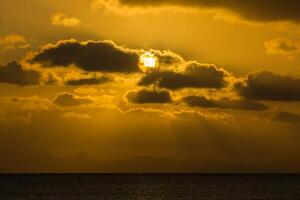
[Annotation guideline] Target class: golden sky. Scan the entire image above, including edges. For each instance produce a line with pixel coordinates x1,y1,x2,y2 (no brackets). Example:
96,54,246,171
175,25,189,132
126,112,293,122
0,0,300,173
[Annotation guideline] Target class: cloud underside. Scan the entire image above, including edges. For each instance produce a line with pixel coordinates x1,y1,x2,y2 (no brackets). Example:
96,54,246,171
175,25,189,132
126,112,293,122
117,0,300,22
53,93,93,107
0,61,41,85
139,62,227,90
30,40,140,72
65,77,111,86
127,89,172,104
182,96,268,111
29,39,182,73
236,71,300,101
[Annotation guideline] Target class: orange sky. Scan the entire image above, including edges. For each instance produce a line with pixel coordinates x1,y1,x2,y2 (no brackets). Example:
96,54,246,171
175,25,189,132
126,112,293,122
0,0,300,173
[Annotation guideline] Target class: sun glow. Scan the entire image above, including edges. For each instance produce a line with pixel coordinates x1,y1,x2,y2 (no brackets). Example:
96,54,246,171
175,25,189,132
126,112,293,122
139,52,159,73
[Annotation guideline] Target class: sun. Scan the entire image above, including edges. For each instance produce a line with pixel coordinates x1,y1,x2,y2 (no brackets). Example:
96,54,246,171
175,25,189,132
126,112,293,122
139,52,159,73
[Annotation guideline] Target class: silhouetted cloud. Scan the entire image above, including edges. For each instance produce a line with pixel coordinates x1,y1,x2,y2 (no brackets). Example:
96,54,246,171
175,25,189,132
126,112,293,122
126,89,172,104
53,92,93,107
271,112,300,123
182,96,268,111
30,39,140,73
236,71,300,101
151,49,184,67
29,39,182,73
139,62,227,90
65,77,111,86
108,0,300,22
0,61,41,86
182,96,220,108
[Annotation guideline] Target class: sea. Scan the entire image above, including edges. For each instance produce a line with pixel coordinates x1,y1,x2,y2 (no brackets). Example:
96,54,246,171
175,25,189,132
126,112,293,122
0,174,299,200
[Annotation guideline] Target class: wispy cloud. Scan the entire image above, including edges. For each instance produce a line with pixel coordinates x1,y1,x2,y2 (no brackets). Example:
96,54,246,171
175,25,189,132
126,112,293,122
264,38,300,59
0,34,30,50
51,12,81,27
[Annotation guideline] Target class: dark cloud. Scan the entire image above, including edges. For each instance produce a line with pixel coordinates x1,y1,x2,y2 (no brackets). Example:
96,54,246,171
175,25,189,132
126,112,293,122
139,62,227,90
126,89,172,104
278,41,298,52
65,76,111,86
119,0,300,22
182,96,220,108
30,40,140,73
53,93,93,107
236,71,300,101
29,39,182,73
182,95,268,111
150,49,184,66
271,112,300,123
0,61,41,86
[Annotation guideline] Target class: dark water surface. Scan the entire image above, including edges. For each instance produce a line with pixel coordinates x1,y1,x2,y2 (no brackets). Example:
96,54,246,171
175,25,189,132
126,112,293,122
0,174,299,200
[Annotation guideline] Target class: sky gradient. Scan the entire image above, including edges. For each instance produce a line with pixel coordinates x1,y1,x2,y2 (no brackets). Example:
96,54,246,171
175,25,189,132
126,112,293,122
0,0,300,173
